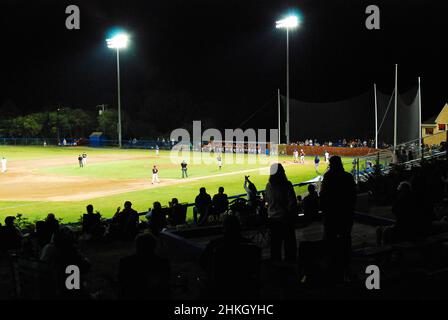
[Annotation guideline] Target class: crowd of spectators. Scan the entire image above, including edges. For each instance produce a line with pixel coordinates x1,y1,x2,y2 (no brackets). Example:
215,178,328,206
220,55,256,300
290,138,389,148
2,151,448,299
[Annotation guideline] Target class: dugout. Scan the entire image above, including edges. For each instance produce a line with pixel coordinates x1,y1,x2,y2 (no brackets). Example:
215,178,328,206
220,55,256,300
89,132,104,147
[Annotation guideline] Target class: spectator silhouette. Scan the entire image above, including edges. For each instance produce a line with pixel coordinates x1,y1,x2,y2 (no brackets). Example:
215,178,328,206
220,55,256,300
82,205,103,240
200,214,260,299
303,184,319,220
111,201,139,240
296,195,303,215
40,226,91,299
0,216,22,252
212,187,229,221
244,176,258,210
43,213,59,244
319,155,356,276
168,198,186,226
194,187,212,225
146,201,167,236
379,181,429,244
118,232,170,299
265,163,298,263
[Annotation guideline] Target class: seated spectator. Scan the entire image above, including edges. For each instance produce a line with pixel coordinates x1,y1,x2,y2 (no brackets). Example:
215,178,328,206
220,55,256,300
303,184,319,220
194,187,212,225
168,198,187,226
200,215,260,299
82,205,104,240
379,180,433,245
118,232,170,299
111,201,139,240
40,226,91,299
296,195,304,215
200,214,252,273
0,216,22,252
212,187,229,221
146,201,167,236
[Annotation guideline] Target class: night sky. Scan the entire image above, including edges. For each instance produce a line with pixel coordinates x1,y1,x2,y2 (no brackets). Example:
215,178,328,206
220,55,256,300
1,0,447,134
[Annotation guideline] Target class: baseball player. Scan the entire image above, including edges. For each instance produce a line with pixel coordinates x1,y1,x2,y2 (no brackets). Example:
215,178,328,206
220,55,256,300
78,155,83,168
314,155,320,172
181,160,188,178
155,145,159,156
293,149,299,163
300,149,305,164
152,165,160,184
1,157,7,173
217,155,222,170
324,150,330,163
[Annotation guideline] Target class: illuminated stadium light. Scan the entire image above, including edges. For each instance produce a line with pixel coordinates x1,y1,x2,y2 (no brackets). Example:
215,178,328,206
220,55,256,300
106,31,129,148
275,15,300,29
106,33,129,49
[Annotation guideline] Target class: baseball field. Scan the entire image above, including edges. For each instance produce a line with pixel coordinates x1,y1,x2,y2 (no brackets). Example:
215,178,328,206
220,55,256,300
0,145,353,223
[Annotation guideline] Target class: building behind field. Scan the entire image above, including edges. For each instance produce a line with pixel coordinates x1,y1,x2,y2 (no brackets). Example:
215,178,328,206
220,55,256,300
422,103,448,146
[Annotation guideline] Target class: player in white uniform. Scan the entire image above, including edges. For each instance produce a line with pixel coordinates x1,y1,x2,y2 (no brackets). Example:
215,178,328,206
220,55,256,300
293,149,299,163
324,151,330,163
155,145,159,156
217,155,222,170
1,157,7,173
151,165,160,184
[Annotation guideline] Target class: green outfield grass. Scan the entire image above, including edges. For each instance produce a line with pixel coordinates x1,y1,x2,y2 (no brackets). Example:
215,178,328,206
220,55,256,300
0,145,353,224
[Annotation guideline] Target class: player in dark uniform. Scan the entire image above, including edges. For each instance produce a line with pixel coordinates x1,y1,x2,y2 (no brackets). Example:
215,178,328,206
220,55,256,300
181,160,188,178
152,165,160,184
78,155,83,167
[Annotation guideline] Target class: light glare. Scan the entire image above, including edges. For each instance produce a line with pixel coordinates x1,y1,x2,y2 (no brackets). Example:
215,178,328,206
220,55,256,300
106,33,129,49
276,15,300,29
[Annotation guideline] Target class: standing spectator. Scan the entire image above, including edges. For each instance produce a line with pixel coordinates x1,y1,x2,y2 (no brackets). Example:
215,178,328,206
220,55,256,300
212,187,229,220
265,163,298,262
194,187,212,225
42,213,59,244
319,156,356,278
244,176,258,210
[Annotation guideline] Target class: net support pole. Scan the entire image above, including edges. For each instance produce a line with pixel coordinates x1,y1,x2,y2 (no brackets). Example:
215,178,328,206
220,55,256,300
286,28,290,144
374,83,378,149
394,64,398,151
277,89,281,145
418,77,422,156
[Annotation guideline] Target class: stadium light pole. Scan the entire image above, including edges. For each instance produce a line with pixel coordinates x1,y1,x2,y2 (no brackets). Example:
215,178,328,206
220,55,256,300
106,33,129,148
276,15,300,145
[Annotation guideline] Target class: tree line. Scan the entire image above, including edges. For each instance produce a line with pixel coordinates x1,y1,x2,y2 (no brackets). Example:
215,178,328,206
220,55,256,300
0,108,119,140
